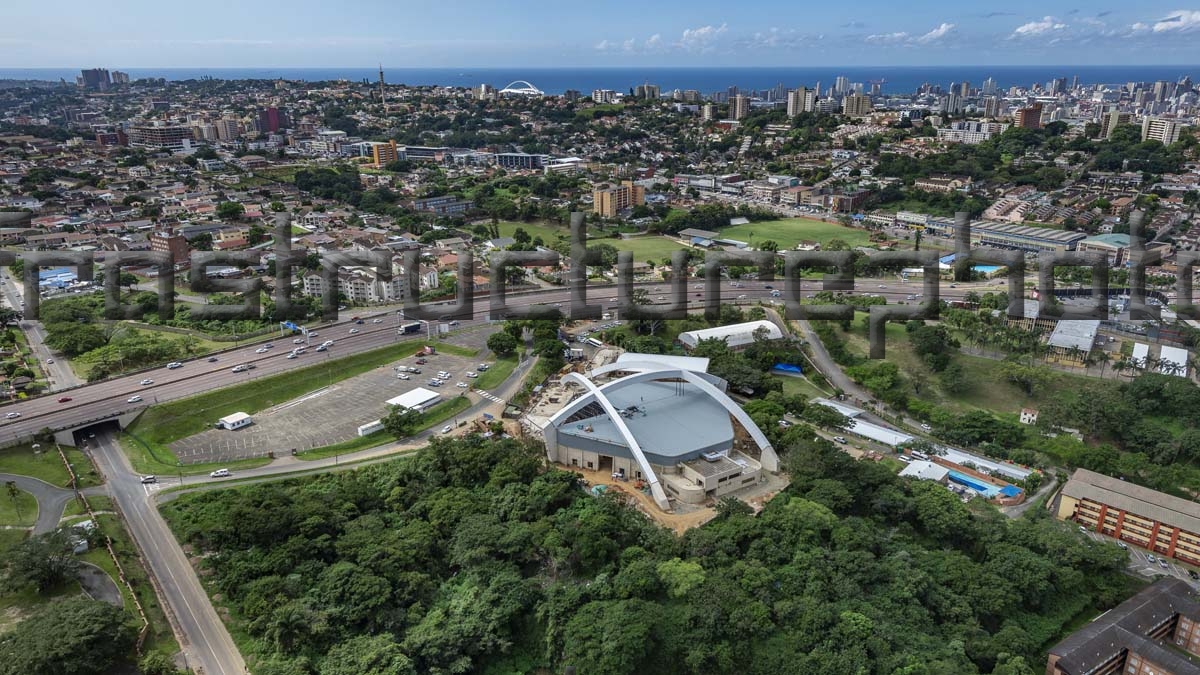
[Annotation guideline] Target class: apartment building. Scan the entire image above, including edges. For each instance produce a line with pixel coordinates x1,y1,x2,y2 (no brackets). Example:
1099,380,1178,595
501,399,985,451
731,95,750,120
1047,579,1200,675
1100,111,1133,139
842,94,874,118
592,181,645,217
128,123,194,152
1056,468,1200,566
370,140,402,168
1013,103,1043,129
1142,117,1183,145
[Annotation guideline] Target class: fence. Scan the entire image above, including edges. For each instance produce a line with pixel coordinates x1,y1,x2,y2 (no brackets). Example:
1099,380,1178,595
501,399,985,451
57,443,151,655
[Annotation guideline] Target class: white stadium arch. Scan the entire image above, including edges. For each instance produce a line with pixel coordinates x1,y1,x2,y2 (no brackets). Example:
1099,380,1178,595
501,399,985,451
499,80,544,96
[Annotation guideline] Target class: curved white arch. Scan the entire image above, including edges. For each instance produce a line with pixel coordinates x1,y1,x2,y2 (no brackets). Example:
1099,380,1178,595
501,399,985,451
586,360,724,387
499,80,544,96
675,370,778,472
561,372,671,510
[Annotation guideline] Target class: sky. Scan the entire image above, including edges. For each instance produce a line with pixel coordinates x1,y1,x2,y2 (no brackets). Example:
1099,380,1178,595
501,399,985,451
3,1,1200,68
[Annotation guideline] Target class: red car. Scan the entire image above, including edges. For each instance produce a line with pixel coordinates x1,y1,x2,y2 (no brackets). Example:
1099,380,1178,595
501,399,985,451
57,396,72,403
415,358,428,365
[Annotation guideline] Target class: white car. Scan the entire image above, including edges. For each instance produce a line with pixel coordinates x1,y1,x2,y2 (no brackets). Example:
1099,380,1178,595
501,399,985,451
349,328,359,334
209,469,230,478
293,338,305,344
127,395,142,403
308,332,318,338
456,382,468,388
920,423,932,431
466,372,478,378
140,378,154,385
397,373,410,380
140,475,157,484
287,353,298,360
371,318,382,323
322,340,334,347
4,412,19,419
441,425,453,434
166,362,182,369
46,358,54,364
256,347,269,354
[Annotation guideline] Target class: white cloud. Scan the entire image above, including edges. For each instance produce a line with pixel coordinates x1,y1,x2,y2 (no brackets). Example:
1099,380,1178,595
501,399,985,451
677,23,728,52
644,33,663,50
916,22,956,43
1132,9,1200,32
622,38,636,52
1011,16,1068,38
864,31,909,44
594,39,611,51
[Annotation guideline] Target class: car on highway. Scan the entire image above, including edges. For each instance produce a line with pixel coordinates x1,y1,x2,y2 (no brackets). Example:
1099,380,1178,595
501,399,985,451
349,328,359,334
127,395,142,403
140,378,154,385
231,365,250,373
736,294,747,300
448,320,460,326
207,356,219,363
293,338,305,344
140,475,157,484
355,319,365,325
398,373,410,380
322,340,334,347
4,412,19,419
167,362,182,369
308,332,318,338
315,345,327,352
209,469,231,478
255,347,269,353
287,353,298,360
371,318,382,323
57,396,72,403
441,425,452,434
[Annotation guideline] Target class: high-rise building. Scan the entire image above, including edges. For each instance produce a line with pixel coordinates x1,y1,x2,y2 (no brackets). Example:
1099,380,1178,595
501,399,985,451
150,230,190,263
682,89,701,103
215,118,241,141
128,122,193,152
1153,80,1171,102
959,81,970,97
842,94,874,117
80,68,111,91
834,76,849,95
592,181,645,218
786,87,813,117
1142,117,1182,145
371,140,401,168
702,103,715,121
1049,77,1067,95
982,96,1001,118
111,71,129,85
591,89,615,103
1013,103,1044,129
258,107,289,133
731,95,750,120
634,83,660,99
1100,111,1133,139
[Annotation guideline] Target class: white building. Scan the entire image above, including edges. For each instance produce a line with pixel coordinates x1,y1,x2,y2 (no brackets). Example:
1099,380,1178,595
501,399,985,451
678,320,784,351
218,412,253,430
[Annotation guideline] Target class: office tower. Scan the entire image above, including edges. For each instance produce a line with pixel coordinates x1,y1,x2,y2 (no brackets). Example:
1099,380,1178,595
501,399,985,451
475,83,495,99
702,103,715,121
983,96,1000,118
941,93,963,115
1049,77,1067,95
80,68,111,91
1100,111,1133,139
834,76,849,95
870,82,881,96
727,85,739,99
258,107,288,133
1013,103,1044,129
960,81,970,97
731,95,750,120
842,94,874,117
1142,117,1182,145
1153,80,1170,102
1071,75,1079,91
814,81,821,98
1180,76,1194,93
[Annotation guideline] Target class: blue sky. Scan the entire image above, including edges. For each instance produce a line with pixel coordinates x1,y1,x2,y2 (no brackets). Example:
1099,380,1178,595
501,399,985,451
3,1,1200,67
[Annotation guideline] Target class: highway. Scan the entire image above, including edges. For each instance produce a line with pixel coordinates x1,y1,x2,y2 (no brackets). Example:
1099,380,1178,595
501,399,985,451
0,276,1006,444
0,272,83,390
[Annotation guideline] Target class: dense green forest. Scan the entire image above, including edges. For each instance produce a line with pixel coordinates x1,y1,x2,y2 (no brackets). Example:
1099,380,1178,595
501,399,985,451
163,435,1131,675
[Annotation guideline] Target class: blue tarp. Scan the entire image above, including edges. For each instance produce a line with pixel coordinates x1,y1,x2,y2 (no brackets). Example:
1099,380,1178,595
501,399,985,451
772,363,803,374
999,485,1023,497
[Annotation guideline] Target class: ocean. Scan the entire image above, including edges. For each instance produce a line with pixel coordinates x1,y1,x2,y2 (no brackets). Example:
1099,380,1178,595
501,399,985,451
2,66,1197,95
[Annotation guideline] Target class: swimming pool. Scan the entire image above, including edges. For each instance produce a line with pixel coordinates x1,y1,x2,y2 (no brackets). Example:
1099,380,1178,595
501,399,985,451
947,470,1001,497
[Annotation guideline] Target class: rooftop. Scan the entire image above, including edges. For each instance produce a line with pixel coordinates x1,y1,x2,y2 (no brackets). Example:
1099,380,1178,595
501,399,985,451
1062,468,1200,536
678,320,783,350
1048,320,1099,352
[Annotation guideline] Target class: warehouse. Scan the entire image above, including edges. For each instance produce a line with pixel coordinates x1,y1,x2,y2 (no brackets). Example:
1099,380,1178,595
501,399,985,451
677,320,783,351
385,387,443,413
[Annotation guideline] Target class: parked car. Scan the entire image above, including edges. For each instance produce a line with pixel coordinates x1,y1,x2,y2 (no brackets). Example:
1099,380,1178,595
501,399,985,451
1189,570,1199,580
209,469,230,478
456,382,468,388
127,395,142,403
416,359,427,365
140,475,157,484
832,436,848,444
477,364,489,371
448,320,460,326
398,373,410,380
1160,560,1170,569
1117,542,1128,550
1149,554,1157,563
57,396,72,403
140,378,154,385
466,372,478,378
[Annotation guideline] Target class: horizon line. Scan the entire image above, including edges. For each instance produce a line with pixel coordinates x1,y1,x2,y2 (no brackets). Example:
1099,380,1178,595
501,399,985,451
6,64,1200,70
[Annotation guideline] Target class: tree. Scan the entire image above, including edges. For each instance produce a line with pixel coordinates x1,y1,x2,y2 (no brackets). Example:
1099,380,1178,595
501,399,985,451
216,201,245,220
138,652,189,675
999,360,1051,397
4,481,21,521
0,529,81,593
655,558,706,599
44,322,107,356
320,635,416,675
381,405,423,439
0,597,134,675
486,331,518,357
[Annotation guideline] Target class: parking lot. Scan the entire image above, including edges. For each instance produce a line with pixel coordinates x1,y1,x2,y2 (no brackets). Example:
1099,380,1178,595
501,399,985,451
170,349,482,464
1080,528,1200,589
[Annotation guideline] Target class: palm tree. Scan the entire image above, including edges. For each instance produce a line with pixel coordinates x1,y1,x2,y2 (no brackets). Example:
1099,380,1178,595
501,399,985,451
1095,350,1111,378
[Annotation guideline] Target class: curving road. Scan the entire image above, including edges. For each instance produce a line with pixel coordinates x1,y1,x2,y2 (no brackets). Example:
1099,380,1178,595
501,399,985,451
0,472,75,535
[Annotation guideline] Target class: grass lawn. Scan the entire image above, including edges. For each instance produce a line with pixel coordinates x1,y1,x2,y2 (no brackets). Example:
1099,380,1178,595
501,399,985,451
775,374,831,400
474,355,517,390
80,513,179,656
296,396,472,461
496,221,568,243
720,218,875,250
0,487,37,527
426,341,480,358
836,313,1115,415
0,527,26,555
0,444,71,486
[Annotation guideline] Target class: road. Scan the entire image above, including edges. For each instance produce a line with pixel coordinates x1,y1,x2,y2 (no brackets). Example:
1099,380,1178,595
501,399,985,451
87,428,248,675
0,472,77,535
0,272,83,391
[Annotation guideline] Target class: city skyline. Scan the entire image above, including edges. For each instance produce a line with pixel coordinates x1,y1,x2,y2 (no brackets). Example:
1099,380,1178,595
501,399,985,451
3,1,1200,68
